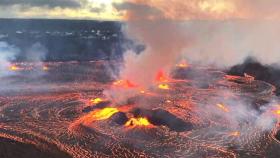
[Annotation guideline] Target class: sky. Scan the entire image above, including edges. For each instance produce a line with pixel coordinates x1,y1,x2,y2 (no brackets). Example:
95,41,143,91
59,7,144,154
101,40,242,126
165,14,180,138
0,0,123,20
1,0,280,21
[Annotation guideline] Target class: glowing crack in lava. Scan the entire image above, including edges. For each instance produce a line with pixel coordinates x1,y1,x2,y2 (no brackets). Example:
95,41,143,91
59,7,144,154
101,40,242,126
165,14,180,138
0,61,280,158
216,103,230,112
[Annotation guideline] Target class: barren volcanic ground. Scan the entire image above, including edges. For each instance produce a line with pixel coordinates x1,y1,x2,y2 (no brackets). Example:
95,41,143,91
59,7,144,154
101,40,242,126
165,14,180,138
0,61,279,158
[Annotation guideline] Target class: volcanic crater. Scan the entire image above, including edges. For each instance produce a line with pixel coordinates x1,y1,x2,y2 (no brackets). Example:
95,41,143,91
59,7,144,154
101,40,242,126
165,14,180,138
0,61,279,158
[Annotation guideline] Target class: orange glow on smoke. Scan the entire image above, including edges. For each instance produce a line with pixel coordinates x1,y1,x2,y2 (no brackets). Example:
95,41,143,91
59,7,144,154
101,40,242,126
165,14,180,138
140,90,146,94
229,131,240,137
156,70,169,82
113,80,137,88
90,98,104,104
91,107,119,121
42,66,49,71
216,103,229,112
125,117,152,128
158,84,170,90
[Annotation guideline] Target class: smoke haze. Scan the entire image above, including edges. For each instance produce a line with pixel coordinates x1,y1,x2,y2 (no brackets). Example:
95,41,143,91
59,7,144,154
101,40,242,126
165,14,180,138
0,42,19,77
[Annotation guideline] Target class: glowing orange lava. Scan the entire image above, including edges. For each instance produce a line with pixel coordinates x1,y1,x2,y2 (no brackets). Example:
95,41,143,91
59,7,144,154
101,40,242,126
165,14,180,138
216,103,229,112
69,107,120,128
42,66,49,71
274,109,280,116
156,70,169,82
224,75,240,81
9,65,20,71
229,131,240,137
90,98,104,104
125,117,152,128
113,80,137,88
91,107,119,121
158,84,170,90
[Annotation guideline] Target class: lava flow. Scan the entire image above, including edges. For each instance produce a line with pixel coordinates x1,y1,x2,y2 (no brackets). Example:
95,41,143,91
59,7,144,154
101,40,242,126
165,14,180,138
0,61,279,158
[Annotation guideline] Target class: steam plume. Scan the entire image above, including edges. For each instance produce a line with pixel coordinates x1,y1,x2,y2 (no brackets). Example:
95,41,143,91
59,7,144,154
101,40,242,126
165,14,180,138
114,2,187,87
0,41,19,77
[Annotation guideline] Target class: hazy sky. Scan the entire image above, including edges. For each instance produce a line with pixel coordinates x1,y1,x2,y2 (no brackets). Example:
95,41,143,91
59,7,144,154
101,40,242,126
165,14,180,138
0,0,280,20
0,0,123,20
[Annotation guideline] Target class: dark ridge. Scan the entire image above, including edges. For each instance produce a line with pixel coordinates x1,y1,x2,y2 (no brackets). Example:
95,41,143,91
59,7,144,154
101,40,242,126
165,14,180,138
109,112,129,125
228,57,280,95
0,137,71,158
132,108,193,132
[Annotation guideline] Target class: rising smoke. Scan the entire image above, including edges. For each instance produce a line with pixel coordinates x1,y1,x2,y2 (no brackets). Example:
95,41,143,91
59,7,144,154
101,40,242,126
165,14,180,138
111,0,280,135
113,0,280,86
0,41,19,77
0,41,48,92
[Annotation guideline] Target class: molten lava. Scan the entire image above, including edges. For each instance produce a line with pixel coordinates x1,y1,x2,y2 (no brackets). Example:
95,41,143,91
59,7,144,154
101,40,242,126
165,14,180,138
274,109,280,116
229,131,240,137
224,75,241,81
216,103,230,112
158,84,170,90
113,80,137,88
90,98,104,104
91,107,119,121
9,65,20,71
125,117,152,128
